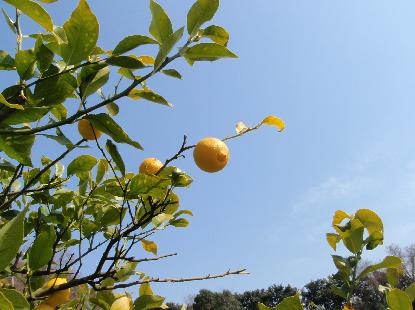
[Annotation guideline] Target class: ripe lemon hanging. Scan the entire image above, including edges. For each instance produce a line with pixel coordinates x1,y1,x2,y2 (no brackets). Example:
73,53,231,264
110,296,133,310
78,118,102,140
139,157,163,175
34,304,54,310
44,278,71,307
193,137,229,173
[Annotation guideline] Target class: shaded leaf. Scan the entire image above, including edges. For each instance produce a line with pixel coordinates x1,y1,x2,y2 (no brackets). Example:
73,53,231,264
326,233,341,251
15,49,36,80
28,226,56,270
386,289,412,310
134,294,165,310
0,50,15,70
96,159,108,183
0,292,13,310
107,56,145,69
0,93,23,110
86,113,143,150
113,35,158,55
0,288,29,310
181,43,237,63
106,102,119,116
202,25,229,46
0,132,35,166
2,9,16,34
67,155,98,177
105,139,125,176
154,27,184,70
161,68,182,79
128,88,171,107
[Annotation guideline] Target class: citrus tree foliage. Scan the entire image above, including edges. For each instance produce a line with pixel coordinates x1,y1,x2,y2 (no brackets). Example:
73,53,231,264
0,0,288,308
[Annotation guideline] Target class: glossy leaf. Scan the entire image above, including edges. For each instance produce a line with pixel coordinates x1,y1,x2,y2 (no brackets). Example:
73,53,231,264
202,25,229,46
187,0,219,36
386,289,412,310
15,49,36,80
149,0,173,43
0,132,35,166
61,0,99,65
161,68,182,79
28,226,56,270
355,208,383,235
3,0,53,31
154,27,184,70
181,43,237,63
261,115,285,132
113,35,158,55
67,155,98,177
128,88,171,107
106,56,146,69
105,139,125,176
0,207,27,272
86,113,143,150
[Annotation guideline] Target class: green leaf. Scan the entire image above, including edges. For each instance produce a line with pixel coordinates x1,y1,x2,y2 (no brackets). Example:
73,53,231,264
0,207,27,272
202,25,229,46
35,40,54,73
2,9,16,34
61,0,99,65
67,155,98,177
405,283,415,302
0,50,15,70
386,289,412,310
0,132,35,166
0,292,13,310
15,49,36,80
326,233,340,251
141,239,157,255
0,288,29,310
181,43,237,63
0,93,23,110
334,218,364,254
128,88,171,107
161,68,182,79
154,27,184,70
113,35,158,55
79,64,110,99
187,0,219,36
149,0,173,43
106,102,119,116
129,174,170,198
358,256,402,280
275,294,303,310
106,56,145,69
86,113,143,150
3,0,53,31
105,139,125,176
355,208,383,235
116,262,138,282
3,107,48,125
96,159,108,183
51,103,67,120
117,67,135,80
28,226,56,270
134,294,165,310
258,303,274,310
170,218,189,228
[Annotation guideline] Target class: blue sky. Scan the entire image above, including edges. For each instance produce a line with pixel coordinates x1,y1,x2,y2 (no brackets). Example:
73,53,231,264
2,0,415,304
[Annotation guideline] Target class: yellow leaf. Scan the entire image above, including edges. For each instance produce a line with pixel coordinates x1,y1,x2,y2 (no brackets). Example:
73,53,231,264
261,115,285,132
326,233,340,251
141,239,157,255
139,55,155,65
139,282,153,296
128,88,141,100
332,210,350,226
235,121,248,134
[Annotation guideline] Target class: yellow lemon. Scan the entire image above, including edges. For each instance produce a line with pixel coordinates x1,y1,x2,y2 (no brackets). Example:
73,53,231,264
78,118,102,140
110,296,133,310
193,137,229,173
34,304,55,310
139,157,163,175
44,278,71,307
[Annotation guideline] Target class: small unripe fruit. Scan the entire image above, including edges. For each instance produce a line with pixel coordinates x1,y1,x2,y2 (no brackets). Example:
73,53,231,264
139,157,163,175
193,137,229,173
44,278,71,307
110,296,133,310
78,118,102,140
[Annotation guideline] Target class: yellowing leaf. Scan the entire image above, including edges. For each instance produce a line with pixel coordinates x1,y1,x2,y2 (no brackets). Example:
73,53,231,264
326,233,341,251
332,210,350,226
139,282,154,296
261,115,285,132
141,239,157,255
236,121,248,134
139,55,155,65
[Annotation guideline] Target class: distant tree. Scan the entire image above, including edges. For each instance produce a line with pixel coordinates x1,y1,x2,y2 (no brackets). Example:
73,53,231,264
387,243,415,284
193,289,242,310
302,278,344,310
236,284,297,309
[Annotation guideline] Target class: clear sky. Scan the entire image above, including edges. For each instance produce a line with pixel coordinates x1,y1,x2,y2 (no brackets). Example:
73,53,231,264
2,0,415,305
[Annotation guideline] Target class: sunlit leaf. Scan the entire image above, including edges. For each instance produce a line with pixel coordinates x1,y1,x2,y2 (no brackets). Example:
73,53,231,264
386,289,412,310
0,93,23,110
0,132,35,166
113,35,158,56
0,288,29,310
261,116,285,132
358,256,402,280
236,121,248,134
128,88,171,107
15,49,36,80
326,233,341,251
3,0,53,31
154,27,184,70
161,68,182,79
187,0,219,36
67,155,98,177
141,239,157,255
202,25,229,46
149,0,173,43
181,43,237,63
105,139,125,176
